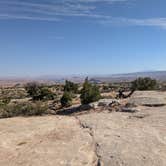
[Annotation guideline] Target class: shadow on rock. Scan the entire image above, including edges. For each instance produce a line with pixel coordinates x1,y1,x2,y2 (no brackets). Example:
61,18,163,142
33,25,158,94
56,105,92,116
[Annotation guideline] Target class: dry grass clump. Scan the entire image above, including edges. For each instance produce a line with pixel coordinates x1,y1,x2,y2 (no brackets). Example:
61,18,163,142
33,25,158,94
0,87,27,100
0,101,47,118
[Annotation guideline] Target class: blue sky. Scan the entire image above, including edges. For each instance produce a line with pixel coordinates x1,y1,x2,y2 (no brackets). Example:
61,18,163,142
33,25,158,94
0,0,166,77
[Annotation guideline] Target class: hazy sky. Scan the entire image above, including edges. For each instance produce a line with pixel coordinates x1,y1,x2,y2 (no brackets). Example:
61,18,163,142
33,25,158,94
0,0,166,77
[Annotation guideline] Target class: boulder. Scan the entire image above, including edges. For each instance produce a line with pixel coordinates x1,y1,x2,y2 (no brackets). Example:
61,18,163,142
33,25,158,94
89,102,99,109
98,99,120,107
89,99,120,109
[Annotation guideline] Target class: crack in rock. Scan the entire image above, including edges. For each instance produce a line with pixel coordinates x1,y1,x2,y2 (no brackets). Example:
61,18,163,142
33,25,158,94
75,116,102,166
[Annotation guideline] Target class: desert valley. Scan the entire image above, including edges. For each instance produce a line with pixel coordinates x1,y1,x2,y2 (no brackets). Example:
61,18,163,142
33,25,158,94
0,76,166,166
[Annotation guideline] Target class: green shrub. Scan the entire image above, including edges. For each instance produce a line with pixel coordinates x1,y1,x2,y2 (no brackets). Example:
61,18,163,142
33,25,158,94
80,78,101,104
0,97,11,106
131,77,158,91
39,87,55,101
64,80,78,93
60,91,72,107
25,82,56,101
25,82,41,98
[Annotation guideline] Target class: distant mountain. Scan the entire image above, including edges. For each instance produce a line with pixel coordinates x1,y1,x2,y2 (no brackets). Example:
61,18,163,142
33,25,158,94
37,71,166,83
90,71,166,83
0,71,166,86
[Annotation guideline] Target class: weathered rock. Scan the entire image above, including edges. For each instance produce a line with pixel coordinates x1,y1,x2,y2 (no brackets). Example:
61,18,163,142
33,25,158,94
88,99,120,110
1,91,166,166
78,106,166,166
129,97,166,107
98,99,120,107
128,91,166,107
0,116,98,166
89,102,99,109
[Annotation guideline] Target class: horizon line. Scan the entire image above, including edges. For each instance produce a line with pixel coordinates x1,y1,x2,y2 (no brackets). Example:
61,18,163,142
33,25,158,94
0,70,166,80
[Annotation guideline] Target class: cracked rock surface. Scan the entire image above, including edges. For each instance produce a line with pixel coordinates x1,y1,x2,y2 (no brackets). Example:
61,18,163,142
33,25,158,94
78,105,166,166
0,91,166,166
0,116,98,166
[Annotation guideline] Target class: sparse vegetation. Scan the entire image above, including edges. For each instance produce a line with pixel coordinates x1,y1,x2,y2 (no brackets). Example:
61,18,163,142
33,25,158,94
131,77,158,91
0,97,11,106
0,87,27,99
0,77,163,119
0,102,47,118
39,87,55,101
25,82,56,101
25,82,41,99
80,78,101,104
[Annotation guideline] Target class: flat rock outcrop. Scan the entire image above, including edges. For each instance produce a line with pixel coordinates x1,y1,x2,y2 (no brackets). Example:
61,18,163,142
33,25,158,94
127,91,166,106
1,91,166,166
0,116,98,166
78,105,166,166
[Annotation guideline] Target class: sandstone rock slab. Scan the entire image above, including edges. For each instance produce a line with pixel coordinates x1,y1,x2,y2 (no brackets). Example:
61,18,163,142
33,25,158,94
78,107,166,166
128,97,166,107
0,116,98,166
